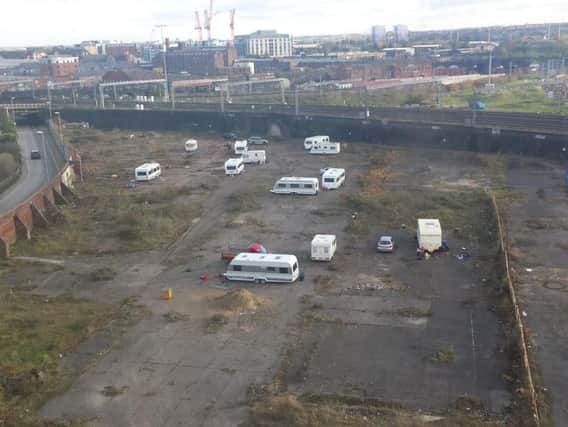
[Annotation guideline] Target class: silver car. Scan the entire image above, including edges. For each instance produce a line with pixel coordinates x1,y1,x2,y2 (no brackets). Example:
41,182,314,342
377,236,394,253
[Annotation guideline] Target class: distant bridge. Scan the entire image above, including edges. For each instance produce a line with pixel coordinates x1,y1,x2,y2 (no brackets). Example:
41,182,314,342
0,103,47,111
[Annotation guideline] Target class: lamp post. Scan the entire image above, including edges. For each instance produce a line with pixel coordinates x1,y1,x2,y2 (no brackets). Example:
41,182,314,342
10,97,15,124
54,111,65,158
36,130,49,186
156,24,170,102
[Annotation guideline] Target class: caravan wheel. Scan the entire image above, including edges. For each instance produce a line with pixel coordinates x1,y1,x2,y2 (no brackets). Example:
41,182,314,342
255,278,266,285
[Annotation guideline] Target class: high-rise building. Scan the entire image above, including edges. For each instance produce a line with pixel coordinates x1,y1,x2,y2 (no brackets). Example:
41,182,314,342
371,25,386,43
235,30,292,58
394,25,409,43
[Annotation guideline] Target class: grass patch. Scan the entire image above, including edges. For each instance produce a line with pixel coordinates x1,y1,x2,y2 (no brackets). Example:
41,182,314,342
0,272,122,426
101,385,129,397
226,186,264,213
430,345,456,363
388,307,432,318
88,266,117,282
164,311,191,322
241,392,502,427
205,313,229,334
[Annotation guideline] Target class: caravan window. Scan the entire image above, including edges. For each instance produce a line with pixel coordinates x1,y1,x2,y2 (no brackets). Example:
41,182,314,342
292,262,298,271
303,184,313,188
278,183,286,188
279,267,290,274
290,184,300,189
324,178,334,183
267,266,276,272
233,265,242,271
137,171,147,176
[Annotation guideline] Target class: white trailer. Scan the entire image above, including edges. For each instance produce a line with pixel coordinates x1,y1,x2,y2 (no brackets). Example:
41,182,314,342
271,177,319,195
184,139,198,152
304,135,330,150
311,234,337,261
310,142,341,155
242,150,266,165
321,168,345,189
224,158,245,176
135,162,161,182
417,219,442,252
233,139,248,155
223,253,300,284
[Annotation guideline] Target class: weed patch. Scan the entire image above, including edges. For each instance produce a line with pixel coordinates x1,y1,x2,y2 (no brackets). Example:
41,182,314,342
205,313,229,334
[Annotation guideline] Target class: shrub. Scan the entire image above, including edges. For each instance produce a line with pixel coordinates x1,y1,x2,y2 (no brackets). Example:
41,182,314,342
0,152,18,181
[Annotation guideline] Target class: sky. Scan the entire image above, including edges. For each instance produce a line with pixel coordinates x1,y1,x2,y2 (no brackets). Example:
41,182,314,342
1,0,567,47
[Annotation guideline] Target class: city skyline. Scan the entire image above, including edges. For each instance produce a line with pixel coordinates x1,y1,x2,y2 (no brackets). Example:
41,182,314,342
1,0,568,47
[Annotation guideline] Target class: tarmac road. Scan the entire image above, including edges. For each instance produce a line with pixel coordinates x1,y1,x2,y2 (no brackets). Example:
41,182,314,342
0,127,64,215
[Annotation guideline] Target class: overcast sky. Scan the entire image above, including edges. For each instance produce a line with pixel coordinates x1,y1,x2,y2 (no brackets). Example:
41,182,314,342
1,0,567,47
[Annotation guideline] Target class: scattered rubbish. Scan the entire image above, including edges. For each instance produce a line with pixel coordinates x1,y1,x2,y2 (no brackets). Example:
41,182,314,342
522,311,527,317
127,180,136,189
525,268,533,272
351,211,359,220
200,272,209,281
111,174,118,179
101,385,129,397
401,224,406,229
161,288,173,300
185,267,192,272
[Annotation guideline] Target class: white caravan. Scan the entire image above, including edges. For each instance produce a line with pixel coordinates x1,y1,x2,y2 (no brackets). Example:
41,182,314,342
224,158,245,176
233,139,248,155
417,219,442,252
304,135,330,150
242,150,266,165
310,142,341,155
321,168,346,190
223,253,300,284
184,139,198,152
271,177,319,195
311,234,337,261
135,162,161,182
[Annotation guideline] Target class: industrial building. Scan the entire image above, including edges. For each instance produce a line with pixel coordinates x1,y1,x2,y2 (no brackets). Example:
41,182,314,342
164,46,236,76
235,30,292,58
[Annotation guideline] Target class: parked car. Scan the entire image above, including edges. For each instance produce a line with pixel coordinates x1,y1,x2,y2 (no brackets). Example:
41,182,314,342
377,235,394,253
30,150,41,160
223,132,238,141
248,136,269,145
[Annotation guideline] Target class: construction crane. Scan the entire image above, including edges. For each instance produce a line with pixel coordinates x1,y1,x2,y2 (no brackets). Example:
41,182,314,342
203,0,214,41
194,11,203,42
229,9,235,43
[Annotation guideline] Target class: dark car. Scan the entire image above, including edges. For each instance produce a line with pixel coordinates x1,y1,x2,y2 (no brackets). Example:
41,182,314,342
223,132,238,141
30,150,41,160
247,136,269,145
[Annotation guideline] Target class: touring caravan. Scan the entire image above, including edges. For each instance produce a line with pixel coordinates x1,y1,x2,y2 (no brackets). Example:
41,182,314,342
135,162,161,182
304,135,330,150
223,253,300,284
224,158,245,176
184,139,198,152
242,150,266,165
417,219,442,252
271,177,319,195
233,139,248,155
311,234,337,261
310,142,341,155
321,168,345,189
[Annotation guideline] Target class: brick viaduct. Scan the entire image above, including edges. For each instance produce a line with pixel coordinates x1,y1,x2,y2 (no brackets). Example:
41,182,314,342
0,164,77,257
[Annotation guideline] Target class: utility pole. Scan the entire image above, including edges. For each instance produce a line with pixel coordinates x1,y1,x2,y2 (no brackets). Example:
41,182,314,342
294,88,299,116
220,87,225,113
47,81,53,118
156,24,170,102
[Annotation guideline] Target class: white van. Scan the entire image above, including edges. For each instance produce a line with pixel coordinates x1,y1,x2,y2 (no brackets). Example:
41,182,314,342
271,177,319,195
224,158,245,176
184,139,198,152
321,168,345,189
311,234,337,261
233,139,248,155
304,135,330,150
242,150,266,165
310,142,341,155
135,162,161,182
223,253,300,284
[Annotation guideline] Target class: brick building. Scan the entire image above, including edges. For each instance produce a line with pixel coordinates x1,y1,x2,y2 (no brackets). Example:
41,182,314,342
40,56,79,80
164,46,236,76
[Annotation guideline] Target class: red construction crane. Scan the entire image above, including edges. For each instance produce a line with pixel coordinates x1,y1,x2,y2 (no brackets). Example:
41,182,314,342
194,11,203,42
